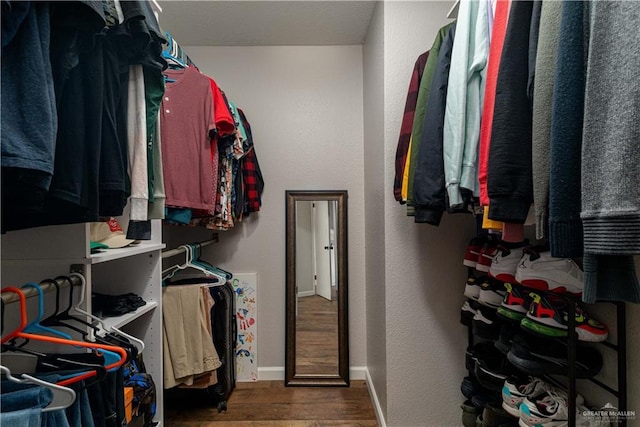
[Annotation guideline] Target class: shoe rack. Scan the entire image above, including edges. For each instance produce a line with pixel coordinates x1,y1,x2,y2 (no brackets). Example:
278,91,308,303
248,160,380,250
546,290,627,427
463,267,628,427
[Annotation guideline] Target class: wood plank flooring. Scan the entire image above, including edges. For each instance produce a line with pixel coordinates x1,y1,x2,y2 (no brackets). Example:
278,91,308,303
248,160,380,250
164,380,379,426
296,293,339,375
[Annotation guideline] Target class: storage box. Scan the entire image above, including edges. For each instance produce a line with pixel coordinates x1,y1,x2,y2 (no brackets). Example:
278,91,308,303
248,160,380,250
124,386,134,423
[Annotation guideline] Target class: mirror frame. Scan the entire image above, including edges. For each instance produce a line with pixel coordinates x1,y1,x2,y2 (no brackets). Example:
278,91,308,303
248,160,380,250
285,190,349,387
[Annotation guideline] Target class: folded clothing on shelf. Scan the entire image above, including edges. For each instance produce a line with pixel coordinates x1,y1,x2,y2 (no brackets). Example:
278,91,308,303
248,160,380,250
92,292,147,317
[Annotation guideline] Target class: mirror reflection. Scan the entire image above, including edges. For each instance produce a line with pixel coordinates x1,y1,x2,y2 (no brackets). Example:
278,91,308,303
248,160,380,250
295,200,339,375
285,190,348,387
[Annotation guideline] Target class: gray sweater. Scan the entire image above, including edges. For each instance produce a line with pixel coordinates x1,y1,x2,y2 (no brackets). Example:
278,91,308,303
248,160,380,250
582,1,640,302
531,0,562,239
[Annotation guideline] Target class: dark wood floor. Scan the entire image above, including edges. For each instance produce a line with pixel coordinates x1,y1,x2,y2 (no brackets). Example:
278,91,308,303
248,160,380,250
164,380,379,426
296,293,339,375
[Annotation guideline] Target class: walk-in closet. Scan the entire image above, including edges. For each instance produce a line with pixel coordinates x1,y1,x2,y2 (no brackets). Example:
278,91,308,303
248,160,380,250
2,1,640,426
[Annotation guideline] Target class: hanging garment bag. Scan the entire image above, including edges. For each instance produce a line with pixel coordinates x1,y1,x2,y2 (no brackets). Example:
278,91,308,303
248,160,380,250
207,281,236,412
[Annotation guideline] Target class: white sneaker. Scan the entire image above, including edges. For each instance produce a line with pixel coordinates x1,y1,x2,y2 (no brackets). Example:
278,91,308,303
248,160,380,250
489,244,527,283
502,376,555,418
519,390,585,427
515,248,583,294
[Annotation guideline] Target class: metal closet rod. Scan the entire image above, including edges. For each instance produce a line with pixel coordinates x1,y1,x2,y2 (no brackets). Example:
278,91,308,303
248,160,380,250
1,274,84,305
161,236,219,259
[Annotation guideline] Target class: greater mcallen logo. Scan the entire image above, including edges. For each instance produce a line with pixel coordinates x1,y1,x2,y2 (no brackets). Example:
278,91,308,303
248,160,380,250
583,403,636,422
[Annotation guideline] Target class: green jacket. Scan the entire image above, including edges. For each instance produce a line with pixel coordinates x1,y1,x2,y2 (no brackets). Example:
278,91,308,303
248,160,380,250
407,21,456,214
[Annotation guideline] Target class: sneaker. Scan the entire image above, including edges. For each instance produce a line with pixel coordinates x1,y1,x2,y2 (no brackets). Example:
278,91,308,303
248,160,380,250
494,322,518,355
462,376,483,399
477,241,499,273
521,292,609,342
462,399,482,427
478,277,507,309
461,300,480,327
507,333,603,379
465,274,482,300
501,376,555,418
519,390,588,427
465,236,488,268
490,243,529,283
473,306,501,341
475,345,516,392
497,283,531,323
515,248,584,294
482,402,518,427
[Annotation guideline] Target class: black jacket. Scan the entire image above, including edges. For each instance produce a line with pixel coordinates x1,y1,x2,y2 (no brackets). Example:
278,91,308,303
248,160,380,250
413,23,456,225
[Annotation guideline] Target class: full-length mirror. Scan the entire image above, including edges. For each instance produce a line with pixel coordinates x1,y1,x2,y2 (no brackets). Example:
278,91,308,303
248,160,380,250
285,190,349,386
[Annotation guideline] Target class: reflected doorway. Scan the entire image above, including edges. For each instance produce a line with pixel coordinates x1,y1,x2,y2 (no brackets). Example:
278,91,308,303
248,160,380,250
294,200,339,375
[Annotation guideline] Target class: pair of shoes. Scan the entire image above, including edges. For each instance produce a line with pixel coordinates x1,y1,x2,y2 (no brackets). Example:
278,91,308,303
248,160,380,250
516,248,584,295
519,389,597,427
506,333,603,379
491,245,584,295
501,376,584,418
521,292,609,342
464,236,500,273
495,283,609,342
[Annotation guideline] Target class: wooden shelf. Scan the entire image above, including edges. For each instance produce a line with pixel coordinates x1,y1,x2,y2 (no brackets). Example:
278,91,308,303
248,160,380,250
100,301,158,330
91,243,166,264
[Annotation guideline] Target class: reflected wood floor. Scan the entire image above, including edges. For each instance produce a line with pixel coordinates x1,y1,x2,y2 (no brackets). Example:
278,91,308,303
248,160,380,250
164,380,379,426
296,292,339,375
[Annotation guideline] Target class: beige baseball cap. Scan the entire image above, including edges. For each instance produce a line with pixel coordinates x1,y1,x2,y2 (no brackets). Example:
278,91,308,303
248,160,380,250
90,217,134,249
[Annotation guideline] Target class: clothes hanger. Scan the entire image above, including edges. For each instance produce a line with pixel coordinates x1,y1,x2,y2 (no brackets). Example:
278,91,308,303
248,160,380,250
190,244,232,280
38,276,120,367
0,365,76,412
163,244,214,281
188,244,227,282
67,272,145,354
21,283,73,339
1,287,127,387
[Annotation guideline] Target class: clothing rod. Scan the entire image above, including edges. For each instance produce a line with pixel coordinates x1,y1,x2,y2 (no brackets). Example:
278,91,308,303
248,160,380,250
447,0,459,19
161,237,219,259
1,274,84,305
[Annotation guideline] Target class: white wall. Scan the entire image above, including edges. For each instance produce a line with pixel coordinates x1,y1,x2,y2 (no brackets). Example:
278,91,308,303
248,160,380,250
295,201,314,295
163,45,367,376
382,2,476,426
363,1,388,422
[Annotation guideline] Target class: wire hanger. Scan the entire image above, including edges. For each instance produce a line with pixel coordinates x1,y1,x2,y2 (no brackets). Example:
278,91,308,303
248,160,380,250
1,287,127,387
0,365,76,412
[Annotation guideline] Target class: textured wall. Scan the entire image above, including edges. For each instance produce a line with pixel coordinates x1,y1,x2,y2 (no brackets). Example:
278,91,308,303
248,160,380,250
295,201,314,295
363,1,388,422
383,2,476,426
164,45,366,373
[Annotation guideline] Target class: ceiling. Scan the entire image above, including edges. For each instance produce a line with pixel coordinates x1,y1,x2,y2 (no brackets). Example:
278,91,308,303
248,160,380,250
158,1,377,46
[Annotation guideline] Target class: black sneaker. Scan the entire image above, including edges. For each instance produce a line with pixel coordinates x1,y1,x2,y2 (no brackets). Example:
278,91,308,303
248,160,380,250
472,306,501,341
461,299,481,327
475,345,517,391
494,322,518,355
506,333,603,379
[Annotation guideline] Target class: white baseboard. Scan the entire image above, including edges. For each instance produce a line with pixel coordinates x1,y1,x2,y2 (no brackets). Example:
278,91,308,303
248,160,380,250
298,290,315,298
350,366,366,380
257,366,366,381
258,367,285,381
365,368,387,427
